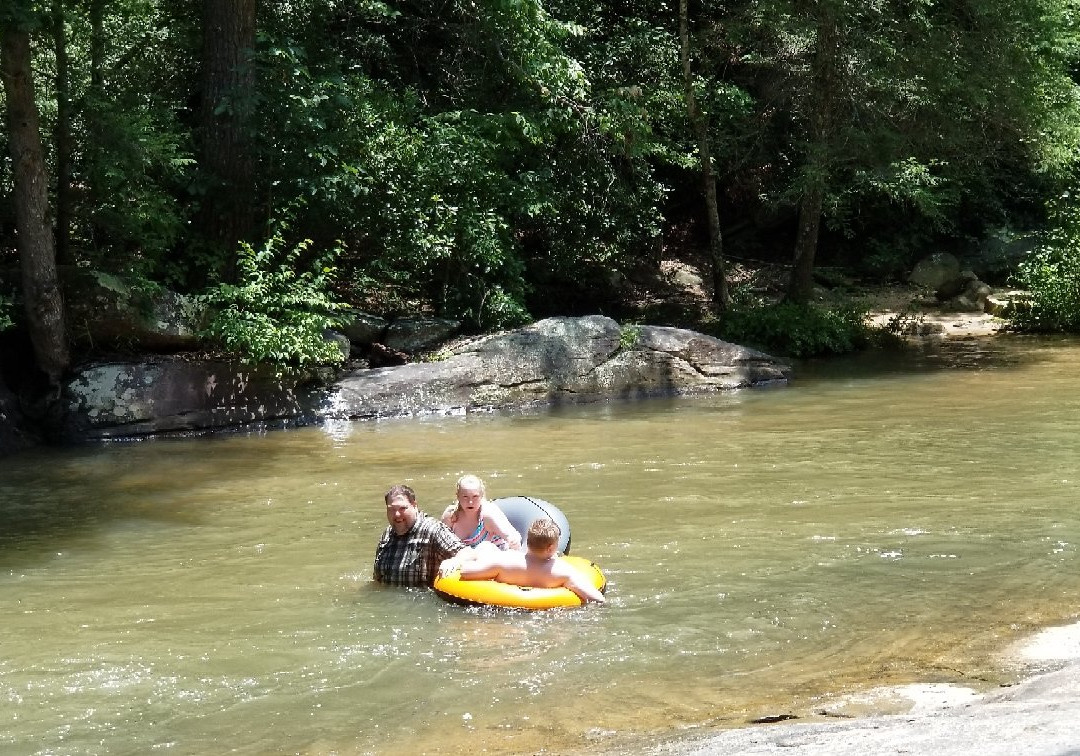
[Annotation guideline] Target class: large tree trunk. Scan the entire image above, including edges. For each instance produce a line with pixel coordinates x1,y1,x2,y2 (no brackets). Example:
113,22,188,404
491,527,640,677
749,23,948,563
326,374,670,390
786,6,840,304
2,22,70,388
196,0,258,284
679,0,730,314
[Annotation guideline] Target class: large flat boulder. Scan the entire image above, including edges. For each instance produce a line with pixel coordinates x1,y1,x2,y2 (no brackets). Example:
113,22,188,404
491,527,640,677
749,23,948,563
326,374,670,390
327,315,790,419
62,359,327,440
58,316,790,440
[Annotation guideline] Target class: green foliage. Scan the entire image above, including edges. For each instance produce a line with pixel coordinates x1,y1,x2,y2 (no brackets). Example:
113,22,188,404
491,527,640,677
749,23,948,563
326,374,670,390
252,33,535,329
251,4,663,330
201,234,348,365
618,324,641,351
712,301,873,358
4,0,1080,356
1009,191,1080,332
82,96,194,283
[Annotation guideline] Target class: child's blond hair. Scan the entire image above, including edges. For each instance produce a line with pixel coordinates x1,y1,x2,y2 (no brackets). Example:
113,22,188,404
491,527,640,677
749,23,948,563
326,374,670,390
526,518,561,551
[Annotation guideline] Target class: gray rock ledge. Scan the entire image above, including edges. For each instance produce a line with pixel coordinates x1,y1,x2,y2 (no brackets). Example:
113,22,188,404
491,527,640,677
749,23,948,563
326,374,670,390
61,315,791,440
325,315,791,420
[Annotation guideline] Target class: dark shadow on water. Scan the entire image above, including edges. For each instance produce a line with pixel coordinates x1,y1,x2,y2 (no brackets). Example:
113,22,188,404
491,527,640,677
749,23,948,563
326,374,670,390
792,333,1076,383
0,432,286,571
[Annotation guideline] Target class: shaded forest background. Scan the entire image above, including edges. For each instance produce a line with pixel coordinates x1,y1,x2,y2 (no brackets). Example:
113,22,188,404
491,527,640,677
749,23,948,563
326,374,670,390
4,0,1080,394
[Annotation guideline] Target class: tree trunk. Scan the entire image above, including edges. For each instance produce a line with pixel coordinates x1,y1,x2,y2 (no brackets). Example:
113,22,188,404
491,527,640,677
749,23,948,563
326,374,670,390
1,22,70,388
786,6,840,304
89,0,104,94
53,0,73,266
196,0,258,284
679,0,729,314
788,183,824,303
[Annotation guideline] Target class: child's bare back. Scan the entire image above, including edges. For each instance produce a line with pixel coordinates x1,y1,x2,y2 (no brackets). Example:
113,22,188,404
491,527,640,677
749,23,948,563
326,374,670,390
459,517,605,603
484,552,572,589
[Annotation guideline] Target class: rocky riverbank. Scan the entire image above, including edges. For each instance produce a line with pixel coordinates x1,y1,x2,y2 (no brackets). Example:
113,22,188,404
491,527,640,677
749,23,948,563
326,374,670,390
648,622,1080,755
861,284,1008,339
53,315,791,442
0,259,1015,454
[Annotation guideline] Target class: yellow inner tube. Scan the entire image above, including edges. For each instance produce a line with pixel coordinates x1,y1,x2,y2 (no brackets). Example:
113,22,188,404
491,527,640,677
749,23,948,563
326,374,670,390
433,556,606,610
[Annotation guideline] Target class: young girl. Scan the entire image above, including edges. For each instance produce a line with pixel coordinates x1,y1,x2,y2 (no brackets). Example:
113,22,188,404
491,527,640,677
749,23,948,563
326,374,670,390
441,474,522,551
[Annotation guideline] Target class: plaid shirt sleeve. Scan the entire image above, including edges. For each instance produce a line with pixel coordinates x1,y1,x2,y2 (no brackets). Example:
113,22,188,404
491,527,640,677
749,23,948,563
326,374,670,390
430,519,466,561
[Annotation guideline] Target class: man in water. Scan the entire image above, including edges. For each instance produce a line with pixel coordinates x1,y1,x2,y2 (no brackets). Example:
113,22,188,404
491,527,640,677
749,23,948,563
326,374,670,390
458,518,605,603
373,484,473,587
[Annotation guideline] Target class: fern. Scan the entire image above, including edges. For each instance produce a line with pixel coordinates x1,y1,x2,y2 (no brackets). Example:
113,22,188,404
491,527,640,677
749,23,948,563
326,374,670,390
201,234,348,366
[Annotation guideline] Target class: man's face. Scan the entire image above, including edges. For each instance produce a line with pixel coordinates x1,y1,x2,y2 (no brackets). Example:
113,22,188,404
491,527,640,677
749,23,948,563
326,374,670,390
456,485,483,513
386,495,418,535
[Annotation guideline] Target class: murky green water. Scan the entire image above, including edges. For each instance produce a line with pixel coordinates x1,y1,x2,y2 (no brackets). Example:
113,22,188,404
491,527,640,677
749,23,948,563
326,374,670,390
3,335,1079,755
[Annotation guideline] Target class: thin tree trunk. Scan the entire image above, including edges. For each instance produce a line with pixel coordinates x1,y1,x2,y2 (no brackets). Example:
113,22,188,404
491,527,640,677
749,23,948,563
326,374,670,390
86,0,106,251
2,23,70,387
679,0,729,314
786,6,840,304
53,0,73,265
89,0,104,94
789,184,824,303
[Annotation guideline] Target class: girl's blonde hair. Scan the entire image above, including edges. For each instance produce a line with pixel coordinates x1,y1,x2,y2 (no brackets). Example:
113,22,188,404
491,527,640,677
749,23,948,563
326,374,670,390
449,474,486,522
455,474,485,495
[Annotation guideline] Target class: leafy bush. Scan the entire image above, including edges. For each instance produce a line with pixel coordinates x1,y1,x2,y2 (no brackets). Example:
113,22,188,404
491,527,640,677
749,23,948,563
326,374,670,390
253,15,662,332
201,234,348,365
1010,245,1080,331
1009,193,1080,332
712,301,873,358
618,323,642,351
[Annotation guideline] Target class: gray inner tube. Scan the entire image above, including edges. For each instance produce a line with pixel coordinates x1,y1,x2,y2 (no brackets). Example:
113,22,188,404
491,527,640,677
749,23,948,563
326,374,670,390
492,496,572,555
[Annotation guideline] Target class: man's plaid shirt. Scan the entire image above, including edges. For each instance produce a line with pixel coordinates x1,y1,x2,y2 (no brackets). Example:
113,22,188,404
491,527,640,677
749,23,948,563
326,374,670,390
373,512,465,587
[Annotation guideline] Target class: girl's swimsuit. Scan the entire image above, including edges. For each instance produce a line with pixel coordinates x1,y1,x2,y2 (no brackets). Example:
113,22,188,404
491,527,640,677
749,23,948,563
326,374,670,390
460,515,508,549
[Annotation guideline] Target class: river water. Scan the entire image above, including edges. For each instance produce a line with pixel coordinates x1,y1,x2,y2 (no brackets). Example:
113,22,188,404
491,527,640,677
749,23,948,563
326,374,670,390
2,335,1079,755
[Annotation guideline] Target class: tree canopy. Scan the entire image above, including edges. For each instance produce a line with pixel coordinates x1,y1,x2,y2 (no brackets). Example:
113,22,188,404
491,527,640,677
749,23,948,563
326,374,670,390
2,0,1079,379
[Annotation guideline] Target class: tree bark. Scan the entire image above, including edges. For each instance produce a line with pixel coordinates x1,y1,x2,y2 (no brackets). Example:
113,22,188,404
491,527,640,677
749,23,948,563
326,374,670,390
786,5,840,304
679,0,730,314
89,0,104,94
2,22,70,388
53,0,73,266
789,182,824,303
196,0,258,283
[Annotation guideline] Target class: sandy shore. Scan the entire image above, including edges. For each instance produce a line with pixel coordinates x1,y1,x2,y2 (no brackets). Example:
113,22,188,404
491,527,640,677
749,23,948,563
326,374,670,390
865,296,1007,339
652,622,1080,755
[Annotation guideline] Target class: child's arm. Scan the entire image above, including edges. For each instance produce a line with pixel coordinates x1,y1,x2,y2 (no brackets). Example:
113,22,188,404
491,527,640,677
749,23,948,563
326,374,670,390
437,546,477,577
563,566,606,604
482,502,523,549
439,503,458,525
457,552,503,581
